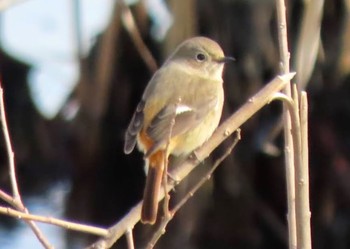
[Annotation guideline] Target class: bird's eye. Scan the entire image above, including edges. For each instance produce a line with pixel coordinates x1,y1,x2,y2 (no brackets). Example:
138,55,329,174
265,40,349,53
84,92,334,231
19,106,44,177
196,53,206,62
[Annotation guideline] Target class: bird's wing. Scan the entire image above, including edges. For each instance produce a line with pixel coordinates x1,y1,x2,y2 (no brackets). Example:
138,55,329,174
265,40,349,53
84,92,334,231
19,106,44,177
144,96,218,157
124,100,145,154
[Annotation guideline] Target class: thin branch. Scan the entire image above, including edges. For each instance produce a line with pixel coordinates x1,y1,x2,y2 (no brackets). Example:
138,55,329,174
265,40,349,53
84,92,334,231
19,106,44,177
300,93,309,190
0,87,20,201
275,0,297,248
289,89,303,237
120,0,158,73
0,189,14,203
261,0,324,154
85,73,295,249
0,206,109,237
0,85,53,249
125,229,135,249
296,91,311,249
272,87,312,249
270,92,293,106
276,0,290,74
172,130,241,214
146,130,241,249
0,191,54,249
21,216,54,249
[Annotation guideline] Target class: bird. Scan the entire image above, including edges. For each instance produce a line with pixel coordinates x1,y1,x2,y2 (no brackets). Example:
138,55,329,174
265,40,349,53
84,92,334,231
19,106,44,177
124,36,233,224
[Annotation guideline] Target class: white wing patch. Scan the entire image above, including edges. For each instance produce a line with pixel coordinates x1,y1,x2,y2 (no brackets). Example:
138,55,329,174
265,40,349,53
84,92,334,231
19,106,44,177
175,104,193,114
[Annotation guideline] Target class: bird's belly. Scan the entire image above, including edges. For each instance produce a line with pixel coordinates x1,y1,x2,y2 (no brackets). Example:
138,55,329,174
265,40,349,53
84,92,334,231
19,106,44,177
170,110,221,156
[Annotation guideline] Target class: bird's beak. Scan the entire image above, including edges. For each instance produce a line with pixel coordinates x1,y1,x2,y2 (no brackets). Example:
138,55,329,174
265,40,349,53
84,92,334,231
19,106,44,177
217,56,235,63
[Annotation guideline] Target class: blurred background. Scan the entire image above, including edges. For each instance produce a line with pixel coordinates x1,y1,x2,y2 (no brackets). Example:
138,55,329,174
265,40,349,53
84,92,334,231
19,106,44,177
0,0,349,248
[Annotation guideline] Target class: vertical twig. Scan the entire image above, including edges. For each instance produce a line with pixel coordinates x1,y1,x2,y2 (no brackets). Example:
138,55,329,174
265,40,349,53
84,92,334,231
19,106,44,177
298,92,311,249
290,86,303,249
0,87,20,201
0,85,54,248
272,88,312,249
162,147,171,219
125,229,135,249
275,0,297,248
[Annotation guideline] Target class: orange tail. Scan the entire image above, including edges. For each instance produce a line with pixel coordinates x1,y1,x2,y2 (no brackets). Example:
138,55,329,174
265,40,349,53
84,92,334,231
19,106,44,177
141,151,164,224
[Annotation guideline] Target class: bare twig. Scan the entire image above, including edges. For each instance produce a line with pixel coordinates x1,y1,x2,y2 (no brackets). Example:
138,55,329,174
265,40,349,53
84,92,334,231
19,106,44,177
146,130,241,249
0,189,14,203
85,73,295,249
146,224,164,249
0,205,108,237
125,229,135,249
297,92,311,249
19,215,54,249
272,87,312,249
162,145,171,221
300,93,309,190
120,0,158,73
275,1,290,74
0,86,53,249
172,130,241,214
262,0,324,153
275,0,297,248
0,88,20,201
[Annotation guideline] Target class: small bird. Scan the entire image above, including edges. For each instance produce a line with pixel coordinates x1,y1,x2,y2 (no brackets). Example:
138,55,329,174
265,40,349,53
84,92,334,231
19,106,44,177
124,36,233,224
